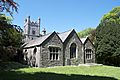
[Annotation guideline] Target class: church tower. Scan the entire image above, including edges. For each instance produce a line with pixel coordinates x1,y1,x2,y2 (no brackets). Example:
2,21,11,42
24,16,40,42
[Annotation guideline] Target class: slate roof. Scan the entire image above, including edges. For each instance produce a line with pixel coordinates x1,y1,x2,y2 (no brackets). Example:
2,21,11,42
80,38,87,44
80,37,87,44
58,29,73,42
24,29,85,48
24,33,52,48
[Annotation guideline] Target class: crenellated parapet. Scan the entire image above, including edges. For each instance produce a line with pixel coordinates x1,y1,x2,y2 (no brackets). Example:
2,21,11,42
23,16,41,42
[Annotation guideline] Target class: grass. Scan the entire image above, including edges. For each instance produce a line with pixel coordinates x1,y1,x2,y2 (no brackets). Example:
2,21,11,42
0,63,120,80
0,62,28,70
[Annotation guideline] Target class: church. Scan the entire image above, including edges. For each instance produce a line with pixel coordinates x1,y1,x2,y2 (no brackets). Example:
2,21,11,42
23,16,95,67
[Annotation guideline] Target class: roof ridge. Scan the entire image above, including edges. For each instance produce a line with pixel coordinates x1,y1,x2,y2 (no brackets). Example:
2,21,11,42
26,32,52,43
59,29,73,34
24,32,53,48
58,29,74,42
41,32,52,37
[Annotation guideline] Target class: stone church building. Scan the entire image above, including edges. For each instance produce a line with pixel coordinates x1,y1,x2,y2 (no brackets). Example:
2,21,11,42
23,16,95,67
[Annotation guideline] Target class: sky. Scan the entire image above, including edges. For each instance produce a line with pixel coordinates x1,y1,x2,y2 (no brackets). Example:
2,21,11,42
10,0,120,33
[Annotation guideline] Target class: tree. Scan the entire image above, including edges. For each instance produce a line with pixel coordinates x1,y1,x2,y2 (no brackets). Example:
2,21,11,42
95,6,120,66
0,0,18,17
78,28,96,42
0,0,22,62
0,14,23,62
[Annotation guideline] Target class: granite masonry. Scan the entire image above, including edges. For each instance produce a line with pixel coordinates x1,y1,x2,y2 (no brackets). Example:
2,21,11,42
23,16,95,67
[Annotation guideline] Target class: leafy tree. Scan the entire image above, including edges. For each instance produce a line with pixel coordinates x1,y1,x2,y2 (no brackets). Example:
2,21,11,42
89,29,96,43
78,28,94,37
78,28,96,42
95,6,120,66
0,0,18,17
0,27,23,47
0,14,23,62
0,0,22,62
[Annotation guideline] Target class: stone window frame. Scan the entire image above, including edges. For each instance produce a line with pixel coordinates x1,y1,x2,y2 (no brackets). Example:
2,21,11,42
70,43,77,59
24,49,28,61
33,47,37,54
85,49,93,60
32,30,35,35
32,47,37,67
32,28,36,35
49,46,60,61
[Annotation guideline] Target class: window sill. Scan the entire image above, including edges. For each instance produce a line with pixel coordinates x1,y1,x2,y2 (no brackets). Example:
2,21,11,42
86,58,92,60
50,60,60,61
70,58,76,59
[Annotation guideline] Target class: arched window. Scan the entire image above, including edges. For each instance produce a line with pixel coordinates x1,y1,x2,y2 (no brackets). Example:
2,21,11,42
32,47,37,67
70,43,77,59
33,47,37,54
25,49,27,52
32,30,35,35
24,49,28,61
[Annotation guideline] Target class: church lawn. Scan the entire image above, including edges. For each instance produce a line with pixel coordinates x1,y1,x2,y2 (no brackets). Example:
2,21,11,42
0,65,120,80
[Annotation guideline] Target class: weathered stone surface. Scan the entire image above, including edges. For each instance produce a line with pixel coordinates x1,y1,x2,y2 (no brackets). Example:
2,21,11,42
84,39,95,63
63,30,83,66
40,33,63,67
22,17,95,68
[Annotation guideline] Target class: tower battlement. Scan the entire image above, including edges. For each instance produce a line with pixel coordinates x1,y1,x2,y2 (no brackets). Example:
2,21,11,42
23,16,40,42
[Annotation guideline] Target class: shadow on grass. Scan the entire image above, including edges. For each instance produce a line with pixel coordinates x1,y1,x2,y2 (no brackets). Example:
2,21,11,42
0,70,117,80
0,62,28,70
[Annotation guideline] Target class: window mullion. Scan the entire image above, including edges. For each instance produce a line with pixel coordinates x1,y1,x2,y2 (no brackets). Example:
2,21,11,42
52,48,53,60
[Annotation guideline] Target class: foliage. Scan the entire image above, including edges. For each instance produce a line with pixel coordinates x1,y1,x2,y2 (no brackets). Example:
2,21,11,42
0,28,23,47
78,28,96,42
0,14,23,47
78,28,94,37
0,62,28,70
0,14,12,23
0,65,120,80
0,0,18,17
95,6,120,66
101,6,120,26
0,14,23,62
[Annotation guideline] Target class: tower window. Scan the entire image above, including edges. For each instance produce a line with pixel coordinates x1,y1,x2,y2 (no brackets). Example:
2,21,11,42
32,30,35,35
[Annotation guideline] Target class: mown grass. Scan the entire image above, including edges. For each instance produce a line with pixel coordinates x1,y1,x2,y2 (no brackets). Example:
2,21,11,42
0,63,120,80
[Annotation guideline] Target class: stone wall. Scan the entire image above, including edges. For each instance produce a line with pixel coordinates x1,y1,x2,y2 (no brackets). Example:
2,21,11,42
64,31,83,66
23,30,96,68
40,33,63,67
84,39,95,63
23,46,40,67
